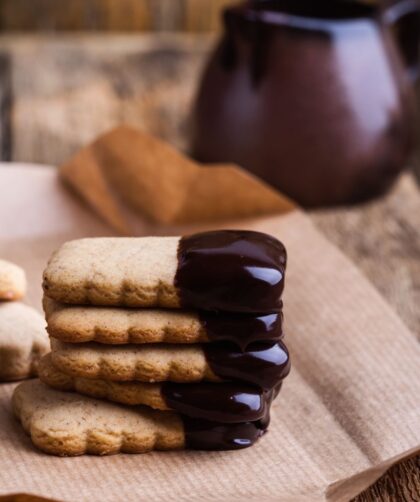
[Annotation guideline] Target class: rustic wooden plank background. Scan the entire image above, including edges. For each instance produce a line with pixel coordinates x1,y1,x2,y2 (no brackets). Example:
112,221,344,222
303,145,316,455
0,0,385,33
0,33,419,501
0,0,231,32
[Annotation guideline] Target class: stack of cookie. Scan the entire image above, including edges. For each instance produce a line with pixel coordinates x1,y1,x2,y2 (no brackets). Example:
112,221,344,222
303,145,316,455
14,230,290,456
0,259,48,382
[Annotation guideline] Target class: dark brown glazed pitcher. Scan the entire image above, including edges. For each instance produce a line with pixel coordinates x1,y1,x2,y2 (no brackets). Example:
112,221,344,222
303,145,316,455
191,0,420,207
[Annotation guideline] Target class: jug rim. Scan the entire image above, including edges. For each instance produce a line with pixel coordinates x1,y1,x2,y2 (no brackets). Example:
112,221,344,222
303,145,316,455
226,1,380,32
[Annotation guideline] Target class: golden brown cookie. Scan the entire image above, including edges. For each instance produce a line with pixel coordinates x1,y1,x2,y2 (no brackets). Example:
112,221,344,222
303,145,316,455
42,237,181,307
50,338,218,382
43,297,282,348
42,232,286,314
0,259,26,301
0,302,49,381
38,354,275,426
39,353,167,409
13,380,184,456
43,297,206,344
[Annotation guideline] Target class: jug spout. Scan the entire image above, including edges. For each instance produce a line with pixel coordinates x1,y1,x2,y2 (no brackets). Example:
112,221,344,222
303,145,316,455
383,0,420,81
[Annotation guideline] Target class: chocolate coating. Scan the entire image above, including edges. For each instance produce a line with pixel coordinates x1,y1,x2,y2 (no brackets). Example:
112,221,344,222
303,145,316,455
204,340,290,391
162,381,281,423
173,230,289,449
182,385,278,450
200,310,283,350
163,340,289,449
183,416,268,450
175,230,286,313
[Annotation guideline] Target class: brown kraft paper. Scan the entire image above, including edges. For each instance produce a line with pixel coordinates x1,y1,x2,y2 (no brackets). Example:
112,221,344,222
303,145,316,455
0,127,418,502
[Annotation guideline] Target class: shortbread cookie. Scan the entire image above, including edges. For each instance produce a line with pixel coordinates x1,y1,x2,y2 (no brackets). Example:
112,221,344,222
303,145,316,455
50,338,217,382
49,338,290,390
13,380,267,454
39,353,166,409
39,353,276,422
0,259,26,301
43,297,283,347
43,231,286,312
0,302,48,381
13,380,184,456
43,237,179,307
43,297,205,344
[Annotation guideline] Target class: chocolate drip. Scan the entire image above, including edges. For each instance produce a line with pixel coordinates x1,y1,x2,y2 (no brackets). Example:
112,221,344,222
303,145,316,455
175,230,286,313
183,416,268,450
173,230,289,450
200,310,283,350
162,381,281,423
182,382,280,450
204,340,290,391
220,11,237,71
162,341,288,449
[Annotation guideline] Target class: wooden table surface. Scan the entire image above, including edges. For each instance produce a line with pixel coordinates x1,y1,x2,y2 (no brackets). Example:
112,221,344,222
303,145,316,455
0,34,419,502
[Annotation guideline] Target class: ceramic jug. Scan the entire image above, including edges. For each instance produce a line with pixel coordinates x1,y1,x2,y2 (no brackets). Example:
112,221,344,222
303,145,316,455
191,0,419,206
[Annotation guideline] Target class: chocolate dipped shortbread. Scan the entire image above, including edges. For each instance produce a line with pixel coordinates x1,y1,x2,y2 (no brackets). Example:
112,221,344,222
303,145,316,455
43,231,286,313
17,229,291,454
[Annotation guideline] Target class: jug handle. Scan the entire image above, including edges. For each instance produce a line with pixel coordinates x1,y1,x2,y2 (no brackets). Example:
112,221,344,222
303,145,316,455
383,0,420,82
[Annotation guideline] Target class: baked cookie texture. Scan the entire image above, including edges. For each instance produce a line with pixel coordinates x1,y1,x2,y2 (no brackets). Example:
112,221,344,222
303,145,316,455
43,297,206,344
39,354,168,409
42,237,181,307
50,338,218,383
24,231,289,455
0,259,26,301
0,302,48,381
13,380,184,456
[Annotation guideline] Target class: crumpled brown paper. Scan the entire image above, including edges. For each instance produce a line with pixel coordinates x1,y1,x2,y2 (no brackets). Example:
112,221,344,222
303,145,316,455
0,129,419,502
